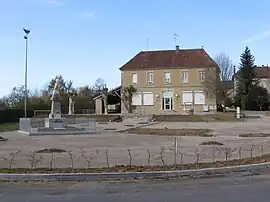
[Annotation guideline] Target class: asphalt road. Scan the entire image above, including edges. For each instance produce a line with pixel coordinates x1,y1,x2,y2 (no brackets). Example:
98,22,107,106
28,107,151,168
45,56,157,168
1,174,270,202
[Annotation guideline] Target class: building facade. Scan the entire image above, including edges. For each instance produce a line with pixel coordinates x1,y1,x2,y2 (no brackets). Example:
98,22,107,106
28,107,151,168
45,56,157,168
120,47,219,115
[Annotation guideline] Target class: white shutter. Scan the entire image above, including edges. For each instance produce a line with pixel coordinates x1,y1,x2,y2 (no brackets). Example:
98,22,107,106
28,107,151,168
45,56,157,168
194,92,205,104
142,92,154,105
132,92,142,105
132,73,137,84
182,91,193,104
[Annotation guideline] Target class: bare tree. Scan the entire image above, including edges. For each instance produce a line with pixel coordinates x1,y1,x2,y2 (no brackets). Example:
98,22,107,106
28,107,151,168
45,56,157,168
203,53,234,106
81,149,99,168
105,149,110,168
215,52,234,81
92,78,106,93
67,151,74,169
28,151,43,169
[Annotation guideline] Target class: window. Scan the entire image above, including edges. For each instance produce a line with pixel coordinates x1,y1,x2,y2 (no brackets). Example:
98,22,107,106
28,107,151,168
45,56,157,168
162,91,173,110
132,92,142,105
182,91,193,105
147,72,153,84
142,92,154,105
132,73,137,84
194,91,205,104
182,71,188,83
199,71,205,82
164,72,171,84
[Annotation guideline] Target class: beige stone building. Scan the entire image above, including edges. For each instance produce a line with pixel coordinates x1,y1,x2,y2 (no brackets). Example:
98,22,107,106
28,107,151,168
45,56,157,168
120,47,219,115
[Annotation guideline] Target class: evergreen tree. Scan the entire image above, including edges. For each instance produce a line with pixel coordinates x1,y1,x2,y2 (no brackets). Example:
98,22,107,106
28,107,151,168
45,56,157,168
235,47,259,109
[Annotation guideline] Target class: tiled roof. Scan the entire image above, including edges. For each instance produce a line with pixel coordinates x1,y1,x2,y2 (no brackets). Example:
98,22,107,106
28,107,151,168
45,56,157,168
254,66,270,78
234,66,270,78
119,48,218,70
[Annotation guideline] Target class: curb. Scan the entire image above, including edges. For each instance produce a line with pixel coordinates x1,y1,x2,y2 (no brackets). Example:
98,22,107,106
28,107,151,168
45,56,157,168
1,162,270,182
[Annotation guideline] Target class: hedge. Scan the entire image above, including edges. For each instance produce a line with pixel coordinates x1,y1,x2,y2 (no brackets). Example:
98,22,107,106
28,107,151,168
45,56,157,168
0,109,34,124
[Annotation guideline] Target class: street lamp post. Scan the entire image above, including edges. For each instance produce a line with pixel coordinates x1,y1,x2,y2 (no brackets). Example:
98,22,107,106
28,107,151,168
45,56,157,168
23,28,30,118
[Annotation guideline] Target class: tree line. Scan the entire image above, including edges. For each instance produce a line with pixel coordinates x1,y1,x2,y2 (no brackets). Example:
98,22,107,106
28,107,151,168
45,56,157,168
0,76,108,119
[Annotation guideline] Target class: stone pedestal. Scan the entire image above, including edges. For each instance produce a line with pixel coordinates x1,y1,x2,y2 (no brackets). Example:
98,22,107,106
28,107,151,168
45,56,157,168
45,118,68,129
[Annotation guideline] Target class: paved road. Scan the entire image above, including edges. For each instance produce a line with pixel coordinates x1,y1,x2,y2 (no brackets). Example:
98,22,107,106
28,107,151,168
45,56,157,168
1,174,270,202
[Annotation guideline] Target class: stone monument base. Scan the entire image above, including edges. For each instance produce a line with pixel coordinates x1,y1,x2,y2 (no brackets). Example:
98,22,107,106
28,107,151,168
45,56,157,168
45,118,68,129
18,118,97,136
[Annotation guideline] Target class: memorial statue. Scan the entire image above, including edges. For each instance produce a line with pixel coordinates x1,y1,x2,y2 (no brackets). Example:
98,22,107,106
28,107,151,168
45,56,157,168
68,94,76,115
52,77,61,99
49,77,62,119
101,85,108,114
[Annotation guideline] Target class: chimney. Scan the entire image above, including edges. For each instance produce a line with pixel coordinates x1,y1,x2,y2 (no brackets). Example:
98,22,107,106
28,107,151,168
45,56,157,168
176,45,179,51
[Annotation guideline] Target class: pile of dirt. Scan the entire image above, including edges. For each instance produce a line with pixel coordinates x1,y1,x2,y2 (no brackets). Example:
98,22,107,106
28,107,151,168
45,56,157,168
36,148,67,153
121,128,214,137
0,136,7,141
200,141,224,146
239,133,270,137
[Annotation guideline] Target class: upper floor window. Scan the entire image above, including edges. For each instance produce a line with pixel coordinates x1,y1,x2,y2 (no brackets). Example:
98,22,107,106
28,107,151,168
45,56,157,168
164,72,171,84
199,71,205,82
131,73,137,84
147,72,153,84
182,71,188,83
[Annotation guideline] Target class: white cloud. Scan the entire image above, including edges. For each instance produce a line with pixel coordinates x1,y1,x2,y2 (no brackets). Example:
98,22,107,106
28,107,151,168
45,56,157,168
80,11,96,20
243,29,270,44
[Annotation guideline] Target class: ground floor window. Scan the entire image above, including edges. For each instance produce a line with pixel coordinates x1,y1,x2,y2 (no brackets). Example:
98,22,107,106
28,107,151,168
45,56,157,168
182,91,193,105
194,91,205,105
162,91,173,110
142,92,154,105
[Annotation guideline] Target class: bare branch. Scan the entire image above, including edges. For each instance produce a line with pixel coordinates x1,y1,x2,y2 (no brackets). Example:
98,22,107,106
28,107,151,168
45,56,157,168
28,151,43,169
146,149,151,166
105,149,110,168
194,148,203,164
250,144,256,158
49,152,54,169
67,151,74,170
127,148,137,166
159,146,166,166
215,52,234,81
81,149,99,168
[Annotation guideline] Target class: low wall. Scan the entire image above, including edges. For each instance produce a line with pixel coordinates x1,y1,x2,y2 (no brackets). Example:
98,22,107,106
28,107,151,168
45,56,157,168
29,115,121,128
63,114,121,122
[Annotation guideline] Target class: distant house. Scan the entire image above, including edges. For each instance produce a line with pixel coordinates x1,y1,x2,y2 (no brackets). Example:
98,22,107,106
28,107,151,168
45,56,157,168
221,80,234,98
119,46,219,115
234,65,270,93
94,86,121,114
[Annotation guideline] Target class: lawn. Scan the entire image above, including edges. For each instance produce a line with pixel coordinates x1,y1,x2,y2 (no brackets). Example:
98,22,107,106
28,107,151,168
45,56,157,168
0,123,19,132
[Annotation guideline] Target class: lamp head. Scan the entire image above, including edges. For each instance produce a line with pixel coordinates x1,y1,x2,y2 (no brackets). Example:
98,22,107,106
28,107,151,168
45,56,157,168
23,28,30,35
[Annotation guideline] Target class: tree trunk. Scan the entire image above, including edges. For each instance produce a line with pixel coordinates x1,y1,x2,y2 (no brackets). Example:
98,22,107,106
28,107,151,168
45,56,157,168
128,100,132,113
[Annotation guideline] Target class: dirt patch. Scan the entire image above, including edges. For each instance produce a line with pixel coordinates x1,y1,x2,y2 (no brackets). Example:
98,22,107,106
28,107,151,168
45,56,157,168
1,153,270,173
121,128,213,137
104,128,117,131
36,148,67,153
152,113,244,122
0,136,8,141
200,141,224,146
239,133,270,137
